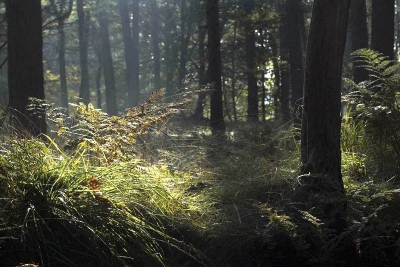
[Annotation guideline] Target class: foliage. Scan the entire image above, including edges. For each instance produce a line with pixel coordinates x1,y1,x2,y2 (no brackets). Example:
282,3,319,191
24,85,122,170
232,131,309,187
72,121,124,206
48,89,190,164
344,49,400,180
0,136,200,266
0,90,201,266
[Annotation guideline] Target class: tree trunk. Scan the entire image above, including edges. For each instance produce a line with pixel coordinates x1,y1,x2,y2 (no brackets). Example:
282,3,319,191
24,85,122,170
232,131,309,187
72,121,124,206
51,0,73,115
349,0,369,83
6,0,46,137
96,64,103,109
300,0,350,234
118,0,136,107
279,18,291,123
207,0,225,136
58,20,68,114
287,0,304,125
98,10,118,116
371,0,395,59
77,0,90,105
164,4,178,100
178,0,193,89
269,32,281,120
194,9,207,120
396,0,400,57
244,0,258,122
231,20,238,122
150,0,161,91
132,0,140,105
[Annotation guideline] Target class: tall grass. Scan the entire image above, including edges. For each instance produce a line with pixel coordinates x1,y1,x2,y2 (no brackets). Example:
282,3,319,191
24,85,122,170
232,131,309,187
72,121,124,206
0,136,197,266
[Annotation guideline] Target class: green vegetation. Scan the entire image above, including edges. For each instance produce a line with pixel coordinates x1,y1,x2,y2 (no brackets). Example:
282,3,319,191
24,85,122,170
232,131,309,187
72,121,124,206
2,50,400,266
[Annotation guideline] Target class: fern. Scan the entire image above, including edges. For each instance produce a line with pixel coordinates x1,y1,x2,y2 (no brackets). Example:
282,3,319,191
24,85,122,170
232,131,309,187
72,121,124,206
344,49,400,179
47,89,191,164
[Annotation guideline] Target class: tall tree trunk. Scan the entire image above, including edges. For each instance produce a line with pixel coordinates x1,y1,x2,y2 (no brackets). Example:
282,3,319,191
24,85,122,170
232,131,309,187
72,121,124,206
59,21,68,113
269,32,281,120
164,4,178,100
132,0,140,105
349,0,369,83
96,64,103,109
244,0,258,122
300,0,350,235
98,11,118,116
231,20,238,122
287,0,304,125
396,0,400,57
6,0,46,136
279,18,291,123
178,0,194,89
118,0,136,107
77,0,90,105
371,0,395,59
51,0,73,115
194,13,207,120
150,0,161,90
207,0,225,136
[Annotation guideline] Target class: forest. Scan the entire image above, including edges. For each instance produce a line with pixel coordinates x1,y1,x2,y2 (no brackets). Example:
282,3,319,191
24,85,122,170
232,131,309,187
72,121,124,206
1,0,400,266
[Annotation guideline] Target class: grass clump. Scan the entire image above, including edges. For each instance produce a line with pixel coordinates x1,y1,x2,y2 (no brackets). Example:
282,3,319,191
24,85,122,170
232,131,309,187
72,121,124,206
0,137,196,266
0,91,203,266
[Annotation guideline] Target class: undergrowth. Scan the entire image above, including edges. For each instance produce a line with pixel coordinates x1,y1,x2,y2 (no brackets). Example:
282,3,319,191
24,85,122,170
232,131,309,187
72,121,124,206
2,55,400,266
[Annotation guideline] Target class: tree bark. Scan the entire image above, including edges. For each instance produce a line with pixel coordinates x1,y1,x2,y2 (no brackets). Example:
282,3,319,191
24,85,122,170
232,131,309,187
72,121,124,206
77,0,90,105
279,16,291,123
6,0,46,136
150,0,161,91
194,7,207,120
118,0,136,107
207,0,225,136
98,10,118,116
371,0,395,59
132,0,140,105
269,32,281,120
231,20,238,122
51,0,73,115
287,0,304,125
244,0,258,122
300,0,350,234
349,0,369,83
178,0,193,89
164,3,178,100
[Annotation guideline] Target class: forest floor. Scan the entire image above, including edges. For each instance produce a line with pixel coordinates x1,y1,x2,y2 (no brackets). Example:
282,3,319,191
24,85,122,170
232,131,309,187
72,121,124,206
1,115,400,266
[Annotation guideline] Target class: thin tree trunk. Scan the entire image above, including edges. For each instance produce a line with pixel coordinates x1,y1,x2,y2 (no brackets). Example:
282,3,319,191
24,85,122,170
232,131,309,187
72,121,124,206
179,0,194,89
223,76,232,122
287,0,304,125
77,0,90,105
150,0,161,90
132,0,140,105
58,21,68,114
207,0,225,136
194,14,207,120
231,20,238,122
164,4,177,99
350,0,369,83
279,18,291,123
269,32,281,120
98,10,118,116
118,0,136,107
96,64,103,109
244,0,258,122
51,0,73,114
